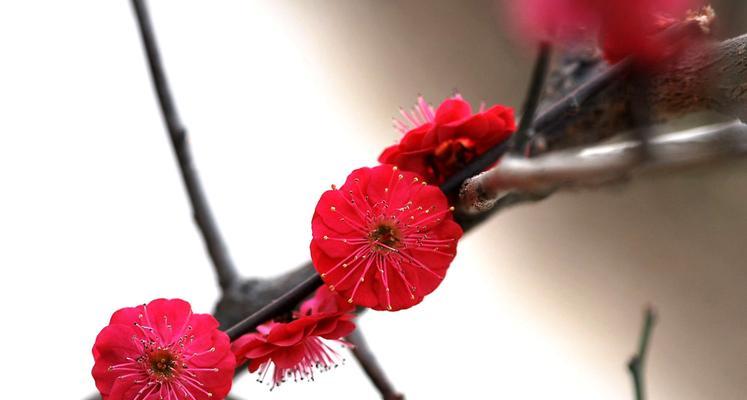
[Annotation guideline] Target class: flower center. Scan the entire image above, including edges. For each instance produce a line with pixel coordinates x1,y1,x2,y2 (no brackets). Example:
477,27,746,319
430,138,477,179
148,348,180,380
368,221,402,252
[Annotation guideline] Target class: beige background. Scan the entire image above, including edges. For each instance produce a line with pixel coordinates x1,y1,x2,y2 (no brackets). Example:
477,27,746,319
0,1,744,399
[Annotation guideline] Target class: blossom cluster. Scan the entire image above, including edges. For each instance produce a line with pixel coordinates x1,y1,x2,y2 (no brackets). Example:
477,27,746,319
91,1,712,398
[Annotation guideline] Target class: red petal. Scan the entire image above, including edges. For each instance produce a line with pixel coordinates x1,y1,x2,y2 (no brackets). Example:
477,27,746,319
434,98,472,124
142,298,192,344
271,343,307,369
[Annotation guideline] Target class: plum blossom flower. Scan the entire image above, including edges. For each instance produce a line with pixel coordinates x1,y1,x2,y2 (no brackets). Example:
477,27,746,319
505,0,703,65
379,95,515,185
311,165,463,311
92,299,235,400
231,286,356,388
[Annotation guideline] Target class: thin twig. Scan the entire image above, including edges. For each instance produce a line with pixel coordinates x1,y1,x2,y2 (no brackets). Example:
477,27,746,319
348,328,405,400
224,274,323,341
628,307,657,400
510,41,552,154
131,0,239,290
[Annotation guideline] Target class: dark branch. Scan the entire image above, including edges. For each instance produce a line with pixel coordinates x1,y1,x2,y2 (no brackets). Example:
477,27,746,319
214,262,317,329
224,274,323,341
628,307,657,400
510,41,552,153
348,328,405,400
131,0,239,290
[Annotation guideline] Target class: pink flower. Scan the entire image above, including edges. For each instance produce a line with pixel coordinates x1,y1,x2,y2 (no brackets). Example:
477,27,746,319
311,165,463,311
92,299,235,400
379,95,515,185
505,0,701,65
506,0,600,42
598,0,695,64
231,287,356,388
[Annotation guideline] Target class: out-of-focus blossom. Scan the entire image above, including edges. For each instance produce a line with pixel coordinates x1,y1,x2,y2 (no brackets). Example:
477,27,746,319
504,0,703,65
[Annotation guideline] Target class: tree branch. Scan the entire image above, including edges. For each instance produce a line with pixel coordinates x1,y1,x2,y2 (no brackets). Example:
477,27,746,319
215,26,726,339
224,274,323,341
510,42,552,153
540,33,747,150
628,308,657,400
131,0,239,290
348,328,405,400
126,6,725,398
460,120,747,212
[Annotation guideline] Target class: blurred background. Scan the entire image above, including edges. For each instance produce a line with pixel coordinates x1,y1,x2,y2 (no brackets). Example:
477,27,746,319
0,1,745,399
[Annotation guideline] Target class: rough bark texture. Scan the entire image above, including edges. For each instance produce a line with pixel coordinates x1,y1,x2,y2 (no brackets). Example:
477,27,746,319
541,35,747,150
213,262,316,328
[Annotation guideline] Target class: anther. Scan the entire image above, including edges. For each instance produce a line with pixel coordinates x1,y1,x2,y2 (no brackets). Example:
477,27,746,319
330,206,336,212
323,235,329,240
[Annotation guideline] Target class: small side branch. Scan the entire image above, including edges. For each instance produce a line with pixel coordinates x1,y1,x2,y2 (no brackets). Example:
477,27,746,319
348,328,405,400
131,0,238,290
510,42,552,153
460,120,747,213
628,308,657,400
